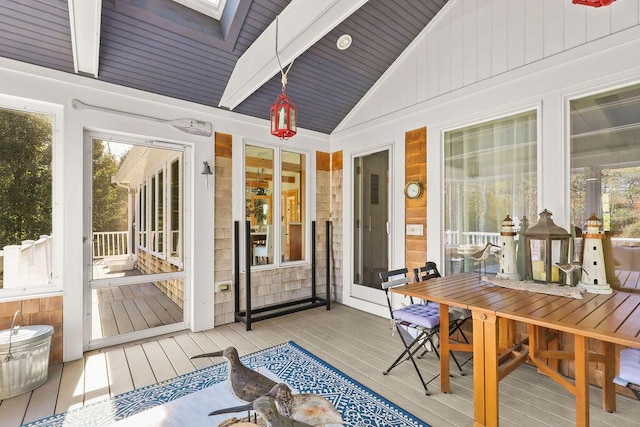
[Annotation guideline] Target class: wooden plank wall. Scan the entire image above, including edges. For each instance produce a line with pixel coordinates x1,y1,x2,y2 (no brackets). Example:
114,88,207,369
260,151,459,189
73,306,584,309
213,132,234,326
0,296,63,364
405,128,427,274
330,151,343,303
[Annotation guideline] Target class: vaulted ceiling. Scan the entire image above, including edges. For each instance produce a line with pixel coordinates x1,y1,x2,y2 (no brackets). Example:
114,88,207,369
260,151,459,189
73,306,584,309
0,0,448,134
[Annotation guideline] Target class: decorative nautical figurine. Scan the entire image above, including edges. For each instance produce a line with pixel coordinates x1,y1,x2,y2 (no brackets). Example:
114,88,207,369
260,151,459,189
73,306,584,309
470,242,500,276
210,383,343,426
191,347,277,402
497,215,520,280
576,214,613,294
516,216,529,279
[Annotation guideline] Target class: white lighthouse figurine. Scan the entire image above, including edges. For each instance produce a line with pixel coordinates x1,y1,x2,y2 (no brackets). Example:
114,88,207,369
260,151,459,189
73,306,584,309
497,215,520,280
577,214,613,294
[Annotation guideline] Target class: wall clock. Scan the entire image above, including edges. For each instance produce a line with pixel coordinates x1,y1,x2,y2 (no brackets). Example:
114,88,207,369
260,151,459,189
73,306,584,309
404,181,423,199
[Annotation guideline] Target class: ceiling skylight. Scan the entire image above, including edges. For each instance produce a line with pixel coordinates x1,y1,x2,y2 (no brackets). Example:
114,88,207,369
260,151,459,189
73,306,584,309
172,0,227,20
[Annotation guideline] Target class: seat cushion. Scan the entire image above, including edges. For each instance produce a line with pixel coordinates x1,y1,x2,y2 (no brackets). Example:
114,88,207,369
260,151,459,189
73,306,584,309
618,348,640,385
392,304,440,329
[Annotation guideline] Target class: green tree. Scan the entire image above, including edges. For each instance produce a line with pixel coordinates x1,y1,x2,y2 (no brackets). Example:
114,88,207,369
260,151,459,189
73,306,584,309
92,140,128,232
0,109,52,248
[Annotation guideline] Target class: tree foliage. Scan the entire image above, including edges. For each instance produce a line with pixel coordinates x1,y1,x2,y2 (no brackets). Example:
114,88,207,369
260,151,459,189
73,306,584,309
0,109,52,248
93,140,128,232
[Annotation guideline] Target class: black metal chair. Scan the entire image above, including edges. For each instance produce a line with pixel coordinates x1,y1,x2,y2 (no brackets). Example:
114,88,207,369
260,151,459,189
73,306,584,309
380,267,459,395
413,262,472,344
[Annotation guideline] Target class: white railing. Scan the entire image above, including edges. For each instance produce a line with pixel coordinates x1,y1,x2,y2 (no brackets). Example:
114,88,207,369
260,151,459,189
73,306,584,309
93,231,129,259
2,235,52,289
445,230,501,247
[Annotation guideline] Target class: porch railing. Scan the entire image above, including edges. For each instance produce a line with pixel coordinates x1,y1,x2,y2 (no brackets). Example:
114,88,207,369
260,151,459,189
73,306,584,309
445,230,501,246
93,231,129,259
2,235,52,288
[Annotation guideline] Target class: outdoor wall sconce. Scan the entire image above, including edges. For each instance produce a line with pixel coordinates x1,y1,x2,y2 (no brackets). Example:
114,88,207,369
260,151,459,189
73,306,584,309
523,209,571,284
201,161,213,189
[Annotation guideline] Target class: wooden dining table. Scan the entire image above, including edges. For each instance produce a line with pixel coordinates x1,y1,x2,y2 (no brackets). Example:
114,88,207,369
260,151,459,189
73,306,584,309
391,273,640,427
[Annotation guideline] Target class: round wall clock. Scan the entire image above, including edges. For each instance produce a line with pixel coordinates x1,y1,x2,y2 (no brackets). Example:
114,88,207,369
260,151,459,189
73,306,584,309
404,181,423,199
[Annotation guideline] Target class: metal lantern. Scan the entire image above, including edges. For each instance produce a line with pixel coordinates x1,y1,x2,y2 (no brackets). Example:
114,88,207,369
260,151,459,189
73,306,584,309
572,0,615,7
523,209,571,283
270,90,297,139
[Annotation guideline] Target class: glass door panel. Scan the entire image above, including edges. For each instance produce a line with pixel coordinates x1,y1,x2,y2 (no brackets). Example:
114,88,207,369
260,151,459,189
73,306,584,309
352,150,389,303
86,137,187,349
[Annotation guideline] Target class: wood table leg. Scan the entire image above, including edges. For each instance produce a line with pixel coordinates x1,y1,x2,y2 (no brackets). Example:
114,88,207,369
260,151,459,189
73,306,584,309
575,334,590,427
602,341,616,413
473,311,498,427
498,318,515,349
440,303,451,393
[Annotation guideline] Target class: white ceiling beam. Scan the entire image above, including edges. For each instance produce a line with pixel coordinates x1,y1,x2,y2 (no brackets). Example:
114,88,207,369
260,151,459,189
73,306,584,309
68,0,102,77
219,0,368,110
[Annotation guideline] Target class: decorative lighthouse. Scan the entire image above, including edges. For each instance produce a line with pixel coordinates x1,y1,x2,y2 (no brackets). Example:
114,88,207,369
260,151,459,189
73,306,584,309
577,214,613,294
497,215,520,280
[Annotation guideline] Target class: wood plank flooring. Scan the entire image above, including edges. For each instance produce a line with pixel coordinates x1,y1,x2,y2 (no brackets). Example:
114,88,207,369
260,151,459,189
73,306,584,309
92,283,183,338
1,304,639,426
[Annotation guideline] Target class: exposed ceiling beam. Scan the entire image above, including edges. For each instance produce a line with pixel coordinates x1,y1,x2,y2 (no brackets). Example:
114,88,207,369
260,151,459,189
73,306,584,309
68,0,102,77
219,0,368,110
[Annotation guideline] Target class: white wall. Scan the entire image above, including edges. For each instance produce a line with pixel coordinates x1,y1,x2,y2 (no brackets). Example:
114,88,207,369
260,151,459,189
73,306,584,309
332,0,640,314
0,57,328,361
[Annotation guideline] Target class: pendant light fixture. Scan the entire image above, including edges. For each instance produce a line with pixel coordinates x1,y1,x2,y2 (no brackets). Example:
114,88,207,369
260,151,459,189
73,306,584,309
572,0,615,7
270,15,297,140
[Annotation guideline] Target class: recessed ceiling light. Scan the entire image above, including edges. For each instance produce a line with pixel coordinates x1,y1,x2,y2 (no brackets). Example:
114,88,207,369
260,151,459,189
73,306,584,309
336,34,352,50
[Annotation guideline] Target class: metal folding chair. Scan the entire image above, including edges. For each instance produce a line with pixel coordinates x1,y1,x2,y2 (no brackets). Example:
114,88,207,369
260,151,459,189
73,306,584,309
413,262,472,373
413,262,472,345
614,348,640,399
380,267,460,395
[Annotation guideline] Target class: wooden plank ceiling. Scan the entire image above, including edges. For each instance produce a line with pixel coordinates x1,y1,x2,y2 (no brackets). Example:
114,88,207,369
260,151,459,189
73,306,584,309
0,0,448,134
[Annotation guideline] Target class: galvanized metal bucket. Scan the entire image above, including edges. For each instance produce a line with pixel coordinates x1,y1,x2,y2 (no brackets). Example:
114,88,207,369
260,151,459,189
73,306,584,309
0,311,54,399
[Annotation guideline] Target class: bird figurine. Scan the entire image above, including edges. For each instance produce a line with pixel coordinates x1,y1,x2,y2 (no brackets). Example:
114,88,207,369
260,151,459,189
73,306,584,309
250,396,313,427
191,347,277,402
555,262,588,286
209,383,343,426
470,242,500,276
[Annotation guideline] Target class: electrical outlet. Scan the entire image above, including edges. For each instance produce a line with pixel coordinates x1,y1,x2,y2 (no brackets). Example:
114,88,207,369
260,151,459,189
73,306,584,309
406,224,424,236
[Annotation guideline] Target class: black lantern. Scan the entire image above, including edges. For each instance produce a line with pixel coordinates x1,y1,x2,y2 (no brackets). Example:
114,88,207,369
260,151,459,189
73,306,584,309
523,209,571,283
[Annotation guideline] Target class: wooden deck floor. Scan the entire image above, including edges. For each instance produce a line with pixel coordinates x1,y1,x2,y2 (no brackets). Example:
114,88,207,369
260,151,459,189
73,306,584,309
92,282,183,338
1,304,639,427
91,262,183,338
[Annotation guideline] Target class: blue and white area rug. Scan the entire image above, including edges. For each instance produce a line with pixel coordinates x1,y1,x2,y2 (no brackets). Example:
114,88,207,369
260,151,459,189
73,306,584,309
25,341,429,427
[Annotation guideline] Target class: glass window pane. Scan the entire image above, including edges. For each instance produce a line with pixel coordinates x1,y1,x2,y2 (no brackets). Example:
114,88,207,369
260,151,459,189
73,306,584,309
170,158,181,259
570,83,640,280
158,170,164,254
444,110,538,275
281,150,305,262
0,108,53,290
246,145,274,266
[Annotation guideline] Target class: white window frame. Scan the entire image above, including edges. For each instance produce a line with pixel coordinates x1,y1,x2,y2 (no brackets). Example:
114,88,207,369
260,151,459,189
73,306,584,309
168,154,184,268
171,0,227,19
243,141,311,270
0,96,63,300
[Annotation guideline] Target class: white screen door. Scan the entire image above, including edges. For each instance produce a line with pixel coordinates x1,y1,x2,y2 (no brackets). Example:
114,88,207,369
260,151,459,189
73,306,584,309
83,133,190,350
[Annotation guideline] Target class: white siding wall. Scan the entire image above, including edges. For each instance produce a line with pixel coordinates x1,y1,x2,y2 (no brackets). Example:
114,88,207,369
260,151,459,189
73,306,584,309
333,0,640,313
337,0,640,132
